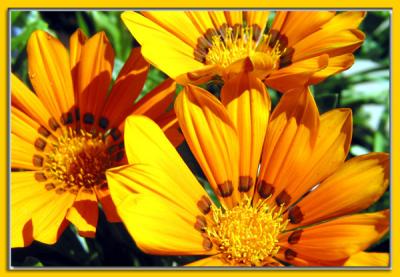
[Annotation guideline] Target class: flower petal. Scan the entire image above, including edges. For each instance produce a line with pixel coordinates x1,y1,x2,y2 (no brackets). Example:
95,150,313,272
11,133,43,170
344,252,389,267
31,190,76,244
66,187,98,238
27,30,75,122
121,11,204,81
256,87,319,207
93,185,121,222
278,210,389,263
69,28,88,99
288,153,389,227
154,109,184,147
244,11,270,40
221,73,270,197
175,85,240,207
309,53,355,85
101,47,149,128
266,54,329,93
77,31,114,128
107,163,215,255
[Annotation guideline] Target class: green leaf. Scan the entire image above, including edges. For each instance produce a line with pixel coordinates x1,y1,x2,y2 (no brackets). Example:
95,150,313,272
22,256,43,267
315,93,338,113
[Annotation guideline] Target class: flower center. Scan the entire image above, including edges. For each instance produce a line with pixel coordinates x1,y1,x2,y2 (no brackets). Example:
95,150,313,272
204,26,285,70
205,197,288,266
44,128,114,192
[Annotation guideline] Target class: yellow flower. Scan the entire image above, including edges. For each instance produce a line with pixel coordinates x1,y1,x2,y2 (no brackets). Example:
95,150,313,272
122,11,365,91
11,29,182,247
107,73,389,266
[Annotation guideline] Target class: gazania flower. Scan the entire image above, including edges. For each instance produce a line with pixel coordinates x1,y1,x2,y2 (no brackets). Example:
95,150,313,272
121,11,365,91
107,73,389,266
11,29,182,247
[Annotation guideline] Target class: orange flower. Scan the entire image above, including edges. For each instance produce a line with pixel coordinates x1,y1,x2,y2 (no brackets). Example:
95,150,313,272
122,11,365,91
11,29,182,247
107,73,389,266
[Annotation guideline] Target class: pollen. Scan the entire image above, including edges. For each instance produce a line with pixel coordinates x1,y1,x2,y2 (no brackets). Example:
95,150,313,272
44,128,115,192
204,26,285,71
205,196,288,266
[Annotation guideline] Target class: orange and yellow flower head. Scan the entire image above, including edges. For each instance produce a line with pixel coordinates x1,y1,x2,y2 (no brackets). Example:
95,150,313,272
122,11,365,91
107,73,389,267
11,29,182,248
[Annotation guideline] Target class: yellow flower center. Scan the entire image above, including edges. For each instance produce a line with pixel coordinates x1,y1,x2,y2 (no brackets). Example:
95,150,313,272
44,128,114,192
204,26,285,70
206,197,288,266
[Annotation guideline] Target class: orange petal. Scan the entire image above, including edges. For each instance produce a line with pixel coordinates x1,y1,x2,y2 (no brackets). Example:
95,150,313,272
221,73,270,197
70,28,88,100
321,11,366,32
101,47,150,128
224,11,243,27
256,87,319,207
309,53,355,85
266,54,329,93
11,74,60,136
27,30,75,121
278,210,389,263
175,85,240,208
132,78,176,119
93,185,121,222
77,31,114,128
244,11,270,40
66,187,98,238
344,251,389,267
154,109,184,148
281,108,353,211
186,255,229,266
289,153,389,227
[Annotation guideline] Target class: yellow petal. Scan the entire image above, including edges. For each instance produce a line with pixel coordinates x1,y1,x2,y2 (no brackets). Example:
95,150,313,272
175,85,240,208
289,153,389,227
66,187,98,238
224,11,243,27
11,133,43,170
101,47,149,128
281,108,353,212
344,251,389,267
221,73,270,197
266,54,328,93
32,189,76,244
107,164,215,256
77,31,114,128
11,171,51,247
244,11,270,40
121,11,204,81
27,30,75,121
321,11,366,31
256,87,319,207
278,210,389,263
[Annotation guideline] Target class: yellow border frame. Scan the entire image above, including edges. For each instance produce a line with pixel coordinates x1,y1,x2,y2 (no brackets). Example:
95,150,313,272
1,0,398,276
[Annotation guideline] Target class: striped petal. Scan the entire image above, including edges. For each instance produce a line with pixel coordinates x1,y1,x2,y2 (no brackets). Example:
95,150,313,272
344,252,389,267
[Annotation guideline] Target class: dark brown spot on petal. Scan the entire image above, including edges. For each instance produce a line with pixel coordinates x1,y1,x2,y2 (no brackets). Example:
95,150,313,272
194,215,207,232
239,176,253,192
279,47,294,68
75,107,81,121
32,155,44,167
288,206,304,224
55,187,66,194
276,190,291,206
45,183,55,190
82,187,93,194
197,195,212,215
99,117,109,130
34,172,47,182
110,128,121,141
258,181,274,198
218,180,233,197
38,126,51,137
48,117,60,131
288,230,303,244
284,249,297,260
61,112,73,125
69,188,79,195
99,183,108,191
34,138,47,151
202,237,213,251
83,113,95,125
114,151,124,162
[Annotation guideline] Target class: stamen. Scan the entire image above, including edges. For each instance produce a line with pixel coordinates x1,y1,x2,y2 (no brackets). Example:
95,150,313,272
205,196,288,266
